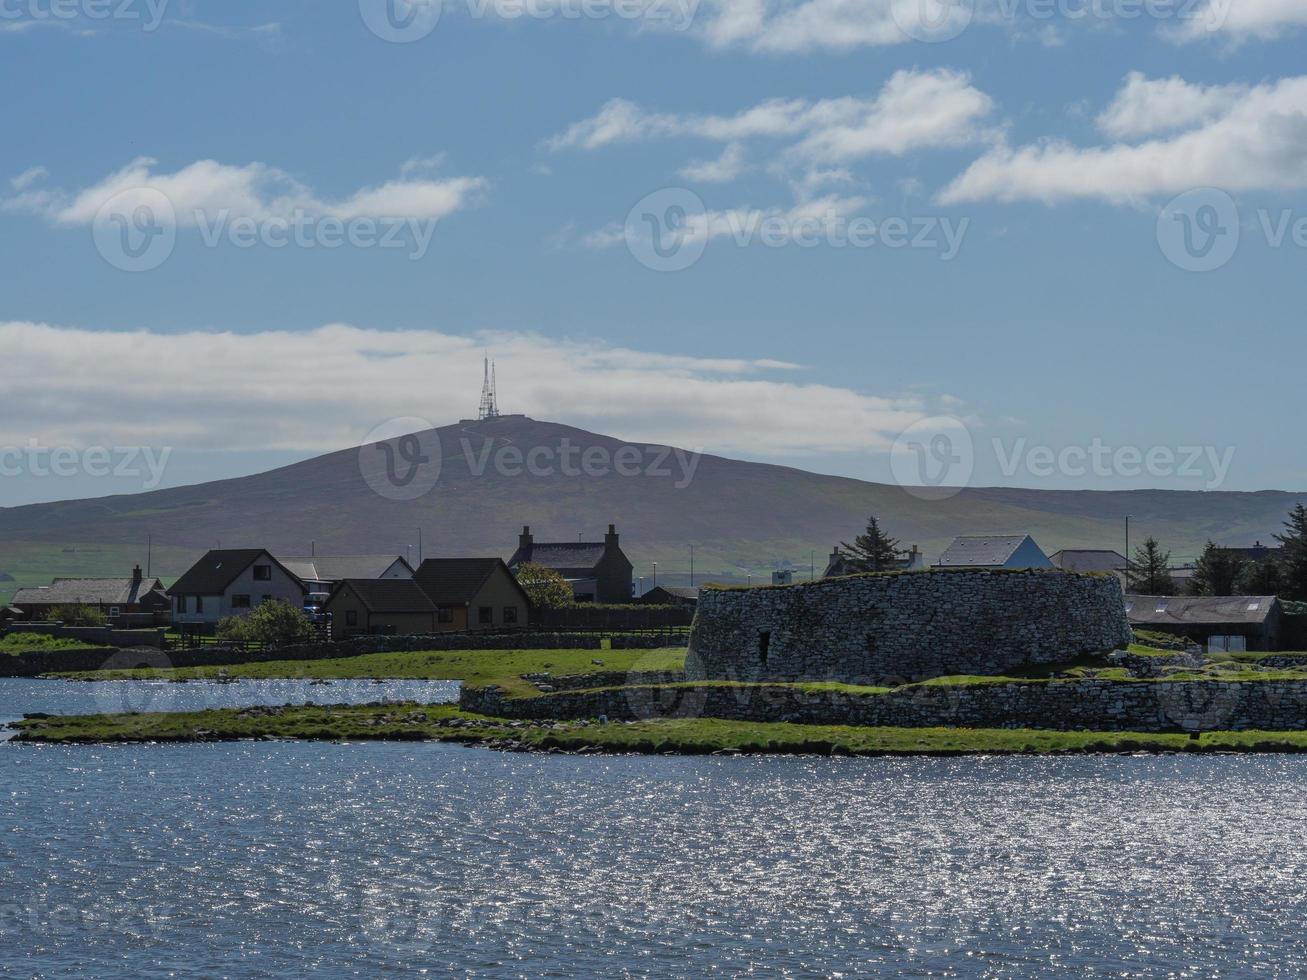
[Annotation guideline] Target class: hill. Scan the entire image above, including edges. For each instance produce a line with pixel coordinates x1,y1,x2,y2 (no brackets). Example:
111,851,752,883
0,416,1303,601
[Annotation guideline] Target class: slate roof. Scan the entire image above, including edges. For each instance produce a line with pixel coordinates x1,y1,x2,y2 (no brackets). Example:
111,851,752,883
333,579,437,614
509,541,607,573
1126,595,1279,626
414,558,527,606
641,586,699,603
278,555,411,583
1049,550,1126,573
12,576,164,607
169,550,303,596
936,535,1035,568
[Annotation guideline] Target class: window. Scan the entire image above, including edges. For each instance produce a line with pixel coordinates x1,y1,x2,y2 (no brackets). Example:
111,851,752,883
346,609,359,627
108,607,120,618
195,596,204,613
253,565,272,581
437,608,454,624
176,596,187,613
1247,601,1261,611
231,595,251,609
503,606,518,625
478,606,493,625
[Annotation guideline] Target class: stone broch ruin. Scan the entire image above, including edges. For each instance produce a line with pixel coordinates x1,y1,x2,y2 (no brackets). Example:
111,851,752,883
686,569,1133,684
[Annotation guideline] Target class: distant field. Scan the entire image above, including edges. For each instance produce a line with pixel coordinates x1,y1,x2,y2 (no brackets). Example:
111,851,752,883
0,541,199,604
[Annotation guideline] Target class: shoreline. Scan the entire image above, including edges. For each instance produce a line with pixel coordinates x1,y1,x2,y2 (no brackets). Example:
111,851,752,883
14,702,1307,757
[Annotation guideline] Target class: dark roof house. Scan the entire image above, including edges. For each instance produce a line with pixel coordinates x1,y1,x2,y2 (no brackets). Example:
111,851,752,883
168,550,307,625
414,558,531,631
638,586,699,606
323,578,439,639
507,524,633,604
1127,594,1283,651
277,555,413,591
1049,549,1126,574
822,544,925,578
934,535,1052,570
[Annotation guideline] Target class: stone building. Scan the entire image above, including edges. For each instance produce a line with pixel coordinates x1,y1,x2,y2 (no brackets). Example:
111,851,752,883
507,524,633,604
687,568,1131,684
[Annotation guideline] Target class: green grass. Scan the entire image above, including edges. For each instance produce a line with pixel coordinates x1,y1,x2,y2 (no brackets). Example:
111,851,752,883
14,704,1307,756
53,647,688,697
0,633,111,656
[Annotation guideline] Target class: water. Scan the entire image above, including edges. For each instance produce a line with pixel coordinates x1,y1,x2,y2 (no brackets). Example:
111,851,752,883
2,741,1306,977
0,677,461,730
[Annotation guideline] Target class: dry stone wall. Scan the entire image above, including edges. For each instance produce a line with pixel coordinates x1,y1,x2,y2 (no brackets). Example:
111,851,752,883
685,569,1132,684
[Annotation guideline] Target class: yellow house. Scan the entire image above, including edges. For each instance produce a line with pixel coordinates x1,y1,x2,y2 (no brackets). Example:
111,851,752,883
413,558,531,631
323,579,438,639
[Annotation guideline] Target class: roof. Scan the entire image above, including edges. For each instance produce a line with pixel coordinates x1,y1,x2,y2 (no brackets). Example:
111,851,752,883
12,575,164,607
642,586,699,602
331,578,437,614
1126,595,1280,626
414,558,527,606
509,541,608,573
168,550,303,596
277,555,411,583
936,535,1039,568
1049,550,1126,573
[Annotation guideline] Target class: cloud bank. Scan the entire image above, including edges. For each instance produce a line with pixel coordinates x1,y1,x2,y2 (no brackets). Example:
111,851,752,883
0,322,935,459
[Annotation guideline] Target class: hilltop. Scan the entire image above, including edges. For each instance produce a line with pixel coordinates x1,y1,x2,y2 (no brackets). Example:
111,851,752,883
0,416,1303,600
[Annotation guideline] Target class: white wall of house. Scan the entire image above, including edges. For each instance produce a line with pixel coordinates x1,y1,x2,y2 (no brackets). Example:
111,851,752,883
173,559,305,625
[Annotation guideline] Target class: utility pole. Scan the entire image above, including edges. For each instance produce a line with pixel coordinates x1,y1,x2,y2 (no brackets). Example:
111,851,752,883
1124,515,1132,593
146,535,152,577
418,528,424,566
690,545,695,588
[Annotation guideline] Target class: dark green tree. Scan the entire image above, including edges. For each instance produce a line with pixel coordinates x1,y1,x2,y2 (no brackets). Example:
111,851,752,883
838,515,903,572
1127,536,1175,595
1238,558,1285,597
513,561,574,609
1274,503,1307,601
1188,541,1246,596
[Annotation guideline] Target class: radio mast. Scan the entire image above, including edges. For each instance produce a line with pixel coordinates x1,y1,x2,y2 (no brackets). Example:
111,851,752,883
478,356,500,421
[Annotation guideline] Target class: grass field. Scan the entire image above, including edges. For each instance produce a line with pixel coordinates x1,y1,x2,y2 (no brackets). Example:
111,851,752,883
16,704,1307,756
1,633,111,656
53,647,689,697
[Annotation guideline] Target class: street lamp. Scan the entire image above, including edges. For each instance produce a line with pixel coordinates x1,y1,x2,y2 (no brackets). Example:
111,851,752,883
652,562,658,589
1124,515,1132,592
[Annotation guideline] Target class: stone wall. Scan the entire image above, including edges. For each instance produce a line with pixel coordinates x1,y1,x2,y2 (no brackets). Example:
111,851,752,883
686,569,1131,684
460,677,1307,733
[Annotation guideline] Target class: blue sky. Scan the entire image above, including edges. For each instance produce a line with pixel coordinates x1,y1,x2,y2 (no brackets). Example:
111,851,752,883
2,0,1306,504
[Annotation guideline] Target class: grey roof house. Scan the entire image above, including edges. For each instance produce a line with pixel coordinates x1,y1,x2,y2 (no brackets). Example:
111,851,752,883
934,535,1053,570
12,566,166,619
276,555,414,595
1126,594,1283,651
507,524,633,604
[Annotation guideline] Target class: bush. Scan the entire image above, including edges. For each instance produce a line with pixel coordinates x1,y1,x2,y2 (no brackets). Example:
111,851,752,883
215,600,313,647
49,605,106,627
215,616,249,644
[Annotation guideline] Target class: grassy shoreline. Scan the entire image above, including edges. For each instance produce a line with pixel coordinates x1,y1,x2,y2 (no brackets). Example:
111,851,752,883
14,703,1307,756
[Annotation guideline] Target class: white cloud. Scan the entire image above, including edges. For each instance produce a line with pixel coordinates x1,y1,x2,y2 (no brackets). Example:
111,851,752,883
678,142,748,182
550,70,995,166
0,321,934,459
1096,72,1248,139
940,72,1307,205
10,167,48,190
6,158,486,226
695,0,965,51
586,193,869,249
1170,0,1307,41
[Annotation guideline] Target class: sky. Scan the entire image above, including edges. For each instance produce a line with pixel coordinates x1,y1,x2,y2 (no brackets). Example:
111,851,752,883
1,0,1305,505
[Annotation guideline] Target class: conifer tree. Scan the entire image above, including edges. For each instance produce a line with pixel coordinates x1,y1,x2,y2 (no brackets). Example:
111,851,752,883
838,515,903,572
1127,536,1175,595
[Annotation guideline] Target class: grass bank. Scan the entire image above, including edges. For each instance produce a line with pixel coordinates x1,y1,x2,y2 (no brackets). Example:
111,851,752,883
1,634,111,656
14,704,1307,756
52,647,688,697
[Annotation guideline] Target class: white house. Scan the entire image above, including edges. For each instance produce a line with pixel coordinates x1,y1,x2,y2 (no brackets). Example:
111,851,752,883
275,555,413,599
168,549,306,626
933,535,1053,570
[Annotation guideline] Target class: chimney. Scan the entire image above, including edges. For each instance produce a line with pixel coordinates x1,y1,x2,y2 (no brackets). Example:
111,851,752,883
519,525,533,552
605,524,619,550
132,564,143,585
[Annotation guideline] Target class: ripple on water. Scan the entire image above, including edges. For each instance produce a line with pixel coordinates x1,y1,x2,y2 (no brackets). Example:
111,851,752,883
2,745,1306,977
